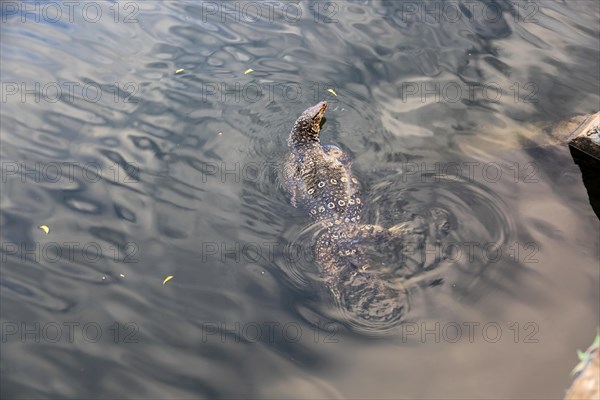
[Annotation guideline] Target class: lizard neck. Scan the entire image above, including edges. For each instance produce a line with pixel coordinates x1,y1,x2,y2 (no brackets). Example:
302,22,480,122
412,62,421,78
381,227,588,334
288,132,322,160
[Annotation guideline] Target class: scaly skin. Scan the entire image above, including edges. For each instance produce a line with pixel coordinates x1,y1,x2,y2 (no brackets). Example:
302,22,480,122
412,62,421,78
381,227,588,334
284,102,407,324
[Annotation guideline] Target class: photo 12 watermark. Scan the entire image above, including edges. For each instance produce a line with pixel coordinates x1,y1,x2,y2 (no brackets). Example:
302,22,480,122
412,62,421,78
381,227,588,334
1,1,140,24
1,81,139,104
0,80,340,105
1,161,140,185
399,81,538,104
1,241,140,264
182,319,540,345
0,1,341,24
189,240,539,267
0,160,540,189
396,161,540,184
1,321,139,344
395,1,539,24
200,320,338,344
196,1,339,24
0,319,539,345
193,81,340,104
399,321,540,344
1,79,538,106
162,160,539,187
404,240,539,265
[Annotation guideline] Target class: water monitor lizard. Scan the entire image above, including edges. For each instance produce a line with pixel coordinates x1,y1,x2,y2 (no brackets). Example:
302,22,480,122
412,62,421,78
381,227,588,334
284,101,408,324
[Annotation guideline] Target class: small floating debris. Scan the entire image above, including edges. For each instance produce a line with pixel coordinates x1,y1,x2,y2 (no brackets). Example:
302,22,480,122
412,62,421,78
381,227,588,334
218,132,222,136
162,275,173,285
327,88,337,96
244,68,253,75
119,273,125,278
175,68,185,74
39,225,50,234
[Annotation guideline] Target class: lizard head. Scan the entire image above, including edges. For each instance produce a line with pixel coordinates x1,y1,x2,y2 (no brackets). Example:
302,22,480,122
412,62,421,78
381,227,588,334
291,101,328,142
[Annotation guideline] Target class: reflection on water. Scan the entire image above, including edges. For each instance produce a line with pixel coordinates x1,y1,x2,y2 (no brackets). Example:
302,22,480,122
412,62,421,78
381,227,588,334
1,1,599,398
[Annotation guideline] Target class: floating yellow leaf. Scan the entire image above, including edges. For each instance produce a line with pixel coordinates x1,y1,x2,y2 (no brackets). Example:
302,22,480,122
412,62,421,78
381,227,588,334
39,225,50,234
175,68,185,74
327,88,337,96
162,276,173,285
244,68,253,75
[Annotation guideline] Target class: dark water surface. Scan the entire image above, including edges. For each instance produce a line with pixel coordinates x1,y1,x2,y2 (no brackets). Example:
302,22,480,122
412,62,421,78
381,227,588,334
1,1,599,398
